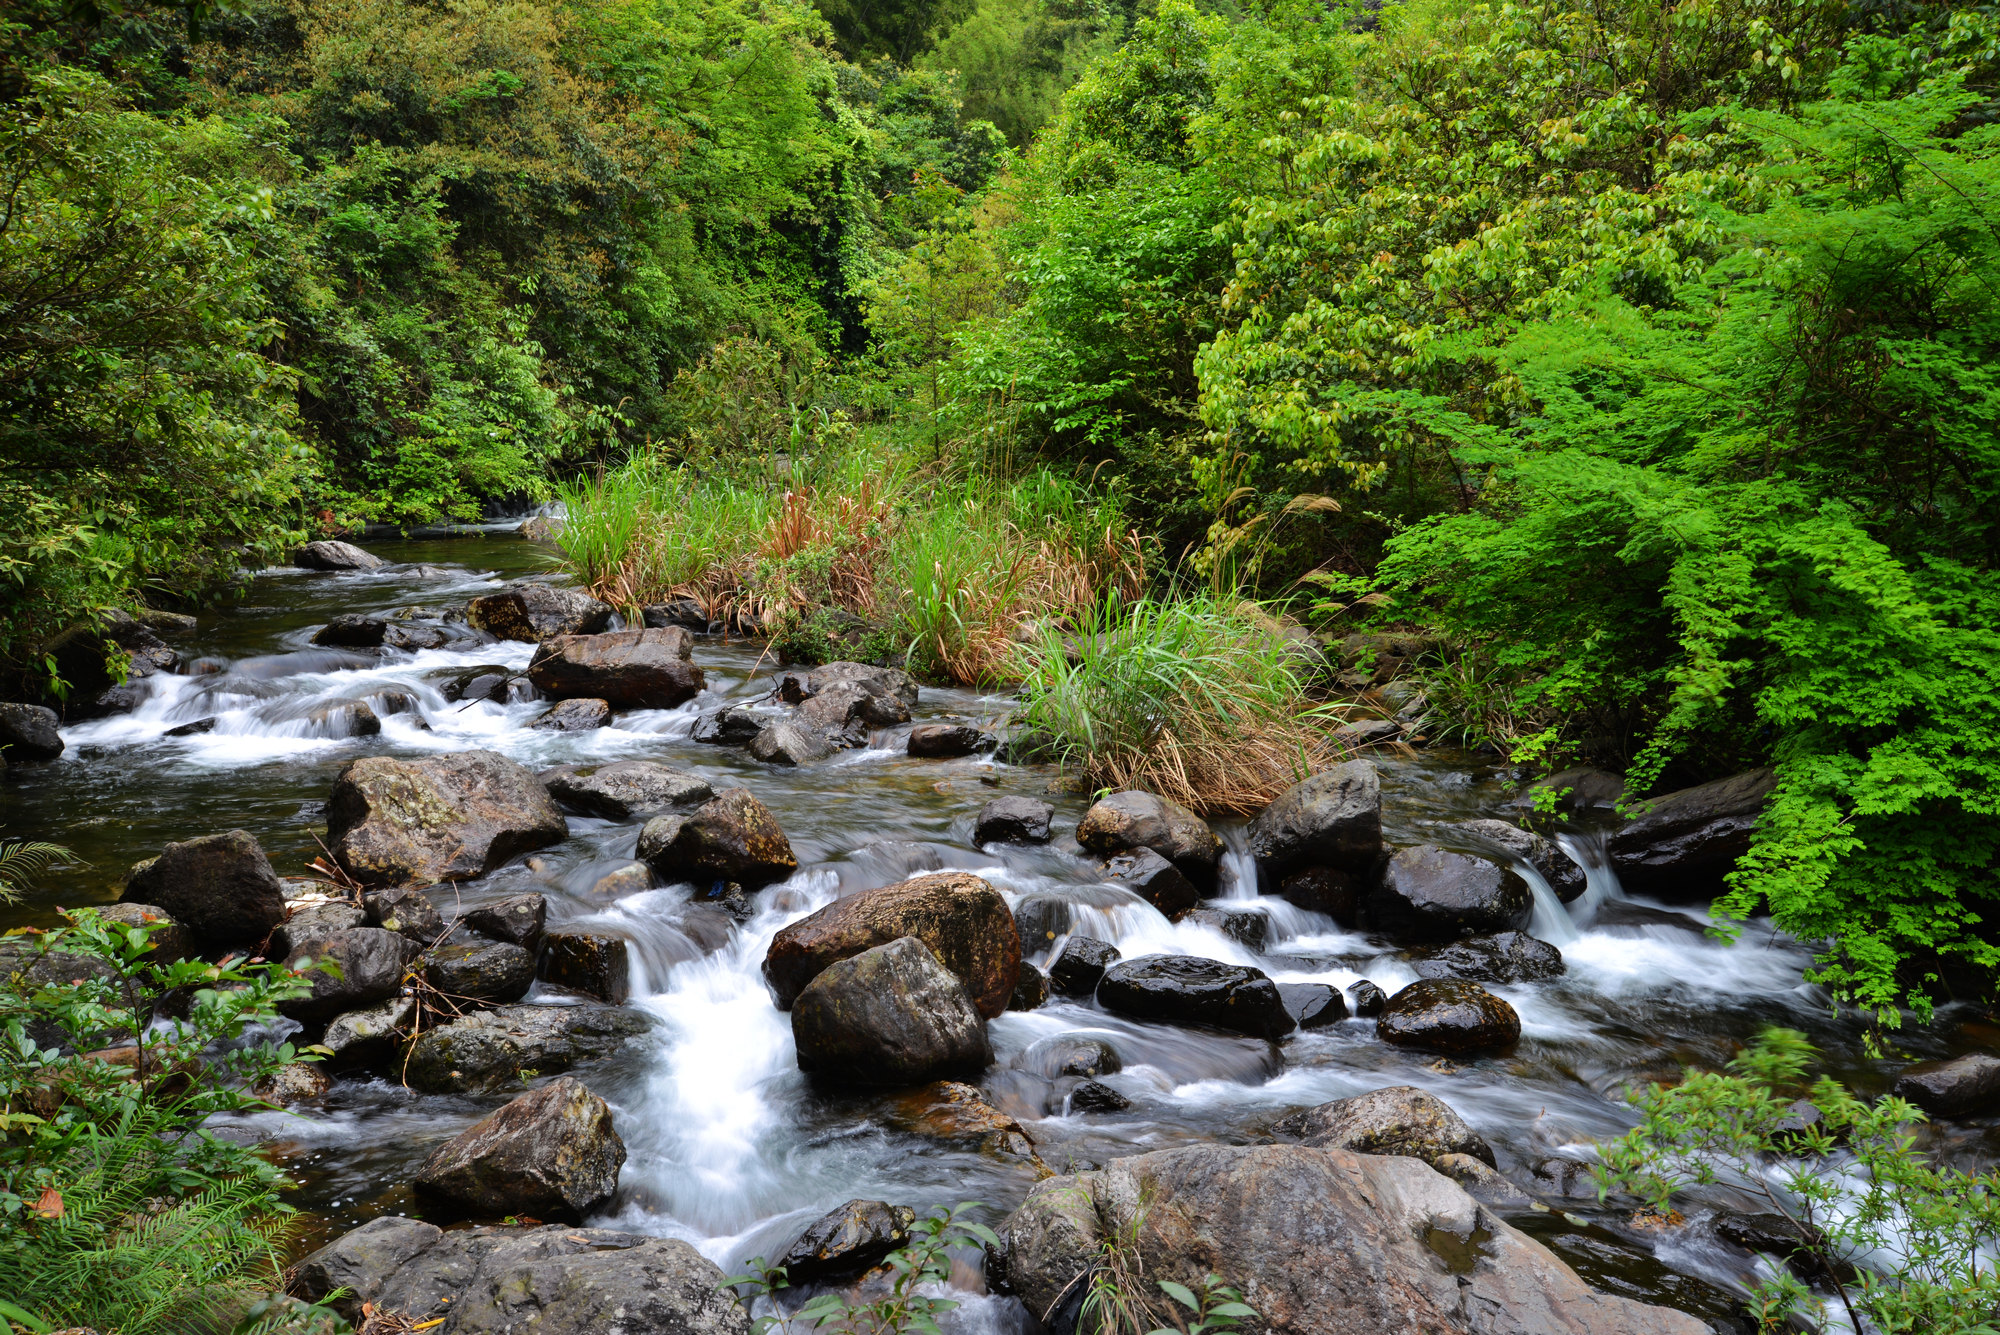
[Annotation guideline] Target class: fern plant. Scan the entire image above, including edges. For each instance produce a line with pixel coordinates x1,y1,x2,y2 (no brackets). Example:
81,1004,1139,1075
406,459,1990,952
0,839,75,906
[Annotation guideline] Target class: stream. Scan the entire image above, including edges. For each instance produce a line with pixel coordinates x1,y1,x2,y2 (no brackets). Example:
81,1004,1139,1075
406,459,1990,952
5,529,1994,1332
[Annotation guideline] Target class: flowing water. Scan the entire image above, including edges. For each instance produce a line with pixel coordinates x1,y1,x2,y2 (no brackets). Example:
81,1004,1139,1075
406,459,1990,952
6,531,1995,1332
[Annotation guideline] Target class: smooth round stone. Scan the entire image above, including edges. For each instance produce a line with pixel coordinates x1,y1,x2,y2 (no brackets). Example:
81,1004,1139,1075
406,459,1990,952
1376,979,1520,1055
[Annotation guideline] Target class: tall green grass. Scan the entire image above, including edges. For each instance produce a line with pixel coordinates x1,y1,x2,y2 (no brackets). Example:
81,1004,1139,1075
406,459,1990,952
555,460,775,614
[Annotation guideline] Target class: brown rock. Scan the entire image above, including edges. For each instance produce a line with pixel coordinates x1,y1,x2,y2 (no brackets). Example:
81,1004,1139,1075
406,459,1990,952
527,628,703,708
328,750,567,888
1075,791,1221,877
413,1076,625,1222
637,787,797,889
1377,979,1521,1055
465,583,613,642
790,937,993,1088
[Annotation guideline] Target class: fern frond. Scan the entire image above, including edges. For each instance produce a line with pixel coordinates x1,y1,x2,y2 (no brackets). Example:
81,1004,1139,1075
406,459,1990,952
0,839,79,901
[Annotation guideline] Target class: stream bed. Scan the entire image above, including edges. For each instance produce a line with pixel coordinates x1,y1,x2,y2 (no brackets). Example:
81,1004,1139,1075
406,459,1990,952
6,530,1995,1332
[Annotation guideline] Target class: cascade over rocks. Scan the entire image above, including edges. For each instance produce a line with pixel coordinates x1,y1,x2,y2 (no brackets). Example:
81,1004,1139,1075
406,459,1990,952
638,787,797,888
1368,845,1530,940
1076,791,1222,880
1377,979,1521,1055
0,703,64,762
1411,932,1566,984
1272,1086,1495,1168
1048,935,1119,996
1096,955,1294,1040
1447,818,1588,903
122,829,287,948
279,927,413,1023
413,1077,625,1222
992,1144,1706,1335
294,540,384,571
290,1216,748,1335
975,795,1053,845
541,760,711,819
1276,981,1347,1028
1103,848,1200,919
465,583,613,642
329,751,567,887
1607,768,1778,898
778,1200,916,1285
763,871,1019,1018
526,627,703,707
1021,1033,1122,1078
426,938,537,1004
1247,760,1383,883
405,1003,652,1094
1014,894,1073,958
1181,905,1269,951
1892,1054,2000,1119
790,936,993,1088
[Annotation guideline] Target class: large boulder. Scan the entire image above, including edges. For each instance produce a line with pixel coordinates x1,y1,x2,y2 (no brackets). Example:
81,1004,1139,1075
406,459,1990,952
975,796,1053,845
1368,845,1530,941
294,540,384,571
0,703,64,763
777,1199,916,1286
414,1077,625,1223
1892,1054,2000,1119
1095,955,1293,1040
764,871,1019,1018
1272,1086,1495,1168
526,628,704,708
328,751,567,888
790,936,992,1088
1247,761,1383,883
290,1217,748,1334
426,939,538,1004
122,830,287,948
1276,982,1347,1029
405,1004,652,1095
637,788,797,889
1411,932,1566,984
279,927,412,1023
542,760,712,819
796,682,910,747
1607,768,1777,898
465,583,613,642
776,661,919,708
1377,979,1521,1056
1447,819,1588,903
1076,792,1222,880
993,1144,1704,1335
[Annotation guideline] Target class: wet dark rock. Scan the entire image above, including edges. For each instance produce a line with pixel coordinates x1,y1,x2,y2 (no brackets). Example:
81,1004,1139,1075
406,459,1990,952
1069,1080,1131,1113
1181,904,1269,951
1526,1156,1598,1199
527,628,703,708
0,703,64,762
404,1003,652,1095
1448,819,1588,903
1275,864,1366,925
974,796,1053,845
433,665,518,704
1247,760,1383,882
415,1077,624,1223
1022,1033,1123,1078
1714,1212,1856,1285
1892,1053,2000,1118
1412,932,1565,984
637,787,798,889
1346,979,1389,1017
465,583,614,642
1273,1086,1494,1168
749,720,833,766
427,938,537,1004
294,540,384,571
790,936,993,1088
362,687,423,718
290,1217,748,1333
1377,979,1521,1055
530,697,610,731
303,699,381,737
1607,768,1777,899
164,717,216,736
122,829,287,948
364,885,446,945
1096,955,1293,1040
691,703,769,746
892,1080,1041,1164
764,870,1019,1018
541,931,631,1005
542,760,711,819
1591,901,1710,941
1010,962,1050,1011
1014,894,1074,958
1369,845,1531,941
461,893,547,950
379,623,450,652
1104,848,1201,919
779,1199,916,1285
280,927,413,1023
323,995,418,1070
776,661,919,708
994,1144,1708,1335
796,681,910,746
1048,935,1120,997
253,1061,331,1107
329,750,568,888
908,723,984,758
1076,791,1222,880
1277,982,1347,1029
95,903,191,961
1515,766,1626,814
312,614,391,648
642,598,711,630
273,899,368,956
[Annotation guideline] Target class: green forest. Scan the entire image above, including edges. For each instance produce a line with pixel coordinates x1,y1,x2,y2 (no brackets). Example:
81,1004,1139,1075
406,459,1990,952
7,0,2000,1059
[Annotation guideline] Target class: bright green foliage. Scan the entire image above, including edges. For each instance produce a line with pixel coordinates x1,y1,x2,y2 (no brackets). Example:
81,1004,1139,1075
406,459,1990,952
1598,1028,2000,1334
920,0,1119,145
0,909,328,1331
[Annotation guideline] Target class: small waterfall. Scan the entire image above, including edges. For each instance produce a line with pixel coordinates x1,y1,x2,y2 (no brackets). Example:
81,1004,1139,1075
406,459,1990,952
1515,857,1580,947
1558,829,1621,923
1217,825,1260,901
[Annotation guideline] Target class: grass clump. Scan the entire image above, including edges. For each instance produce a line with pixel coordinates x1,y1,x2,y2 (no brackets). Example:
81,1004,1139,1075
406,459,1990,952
1013,593,1329,815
